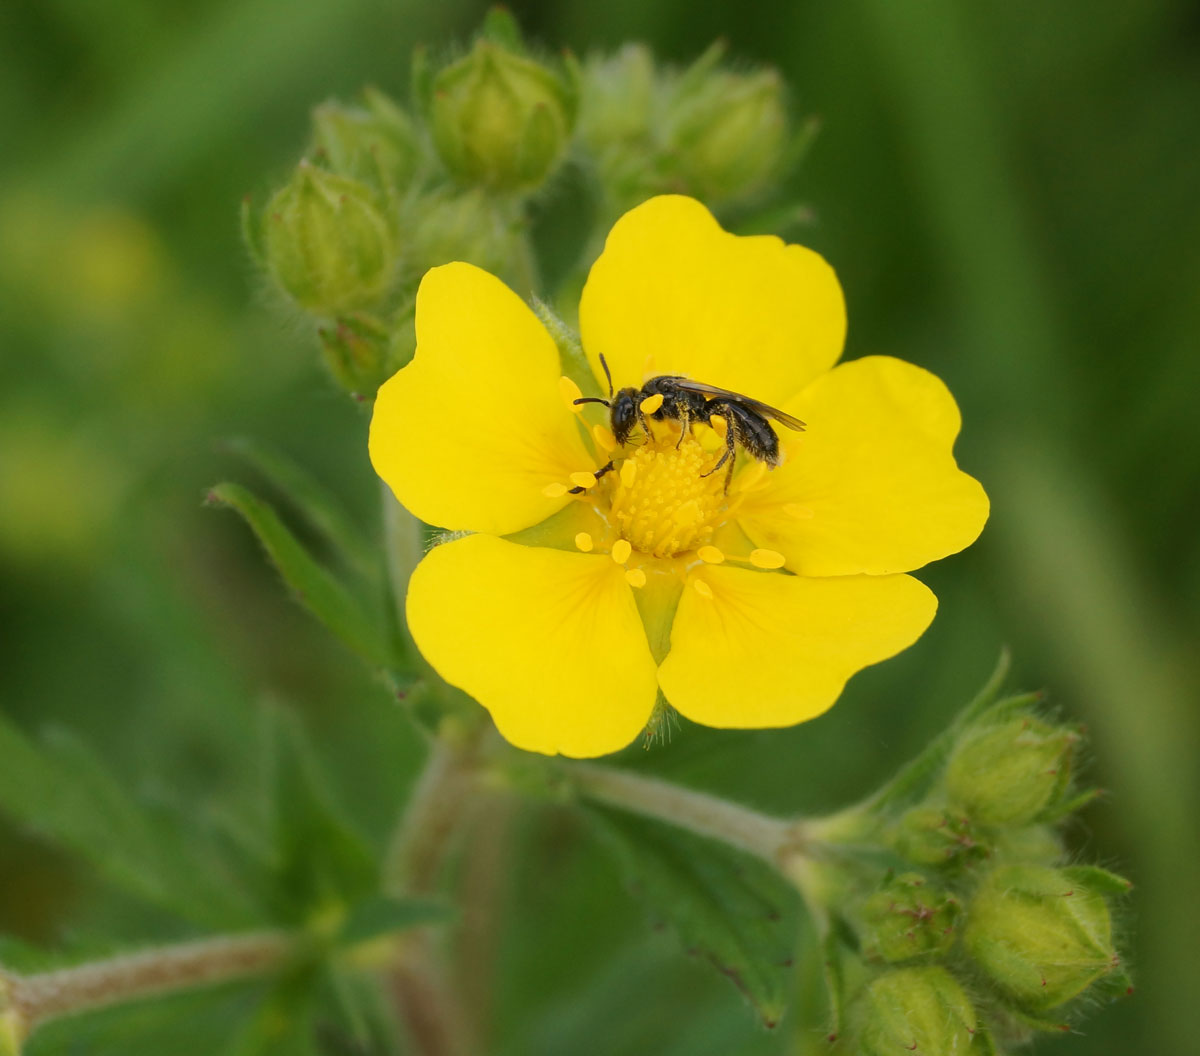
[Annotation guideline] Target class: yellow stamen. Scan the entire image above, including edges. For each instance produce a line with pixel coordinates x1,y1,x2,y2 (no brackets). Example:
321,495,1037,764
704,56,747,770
639,393,664,414
560,375,583,411
575,532,594,553
569,471,598,490
592,424,617,452
624,568,647,588
783,503,814,519
696,545,725,564
542,482,568,498
693,579,714,599
608,434,725,559
749,548,786,569
611,539,632,565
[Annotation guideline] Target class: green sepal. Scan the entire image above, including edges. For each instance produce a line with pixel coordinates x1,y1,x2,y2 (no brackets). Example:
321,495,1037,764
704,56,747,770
479,6,524,50
218,436,379,583
1059,864,1134,897
530,295,601,398
206,482,396,669
587,805,798,1028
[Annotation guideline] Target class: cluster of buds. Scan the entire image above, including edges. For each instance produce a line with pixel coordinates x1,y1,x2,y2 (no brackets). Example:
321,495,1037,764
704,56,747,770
577,41,801,220
816,694,1131,1053
243,10,575,397
243,12,815,397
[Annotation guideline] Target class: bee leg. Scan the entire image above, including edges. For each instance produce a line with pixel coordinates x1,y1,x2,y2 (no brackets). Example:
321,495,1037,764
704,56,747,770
675,407,691,449
568,461,615,494
700,419,738,481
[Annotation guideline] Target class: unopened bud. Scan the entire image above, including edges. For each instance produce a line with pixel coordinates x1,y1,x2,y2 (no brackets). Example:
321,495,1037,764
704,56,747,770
310,87,421,196
668,66,787,202
319,311,390,396
856,966,978,1056
407,189,534,289
964,864,1119,1011
946,716,1078,827
578,44,657,151
261,162,395,316
426,39,576,192
892,805,989,870
861,872,961,963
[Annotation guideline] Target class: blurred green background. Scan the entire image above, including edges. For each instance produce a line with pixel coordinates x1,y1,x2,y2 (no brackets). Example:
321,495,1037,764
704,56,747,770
2,0,1198,1052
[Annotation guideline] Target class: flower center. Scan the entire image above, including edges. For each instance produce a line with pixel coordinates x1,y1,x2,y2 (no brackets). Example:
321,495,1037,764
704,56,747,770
607,433,727,558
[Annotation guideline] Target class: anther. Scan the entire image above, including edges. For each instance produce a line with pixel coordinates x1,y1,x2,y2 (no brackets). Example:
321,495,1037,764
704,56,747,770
749,548,786,569
569,471,598,490
611,539,632,565
592,424,617,452
559,375,583,411
693,579,714,599
709,415,727,438
542,482,568,498
575,532,594,553
639,393,664,414
624,568,646,588
619,460,638,488
696,546,725,564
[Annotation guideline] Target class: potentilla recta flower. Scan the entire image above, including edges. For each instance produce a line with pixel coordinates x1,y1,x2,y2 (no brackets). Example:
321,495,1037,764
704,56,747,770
369,196,988,757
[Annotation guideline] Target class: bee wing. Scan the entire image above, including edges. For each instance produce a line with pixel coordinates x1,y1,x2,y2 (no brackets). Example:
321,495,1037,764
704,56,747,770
672,378,807,431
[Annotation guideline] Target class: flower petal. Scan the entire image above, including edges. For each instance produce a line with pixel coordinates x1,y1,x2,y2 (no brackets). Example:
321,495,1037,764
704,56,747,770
369,262,594,536
579,196,845,406
737,356,989,576
407,534,658,758
658,566,936,729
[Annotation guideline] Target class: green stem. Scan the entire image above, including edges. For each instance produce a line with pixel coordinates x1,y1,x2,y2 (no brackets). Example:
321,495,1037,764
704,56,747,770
6,931,295,1042
566,761,808,867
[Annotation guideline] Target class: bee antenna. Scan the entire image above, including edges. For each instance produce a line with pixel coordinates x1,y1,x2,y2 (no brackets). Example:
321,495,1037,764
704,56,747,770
573,397,610,407
599,353,614,398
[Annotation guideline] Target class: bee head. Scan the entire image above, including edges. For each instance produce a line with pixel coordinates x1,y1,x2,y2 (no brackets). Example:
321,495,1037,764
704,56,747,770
610,388,640,445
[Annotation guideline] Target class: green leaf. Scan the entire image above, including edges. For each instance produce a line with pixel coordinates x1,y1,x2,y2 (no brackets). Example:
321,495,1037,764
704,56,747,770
219,436,380,583
261,705,378,925
0,716,254,927
207,482,394,668
337,895,452,948
588,805,798,1028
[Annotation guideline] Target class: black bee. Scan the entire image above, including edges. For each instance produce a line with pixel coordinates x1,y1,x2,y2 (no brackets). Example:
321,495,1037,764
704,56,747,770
572,354,806,490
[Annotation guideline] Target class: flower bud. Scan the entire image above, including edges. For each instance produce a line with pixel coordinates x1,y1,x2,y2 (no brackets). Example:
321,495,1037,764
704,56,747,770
578,44,657,151
319,311,391,396
946,716,1078,827
310,87,421,196
964,865,1119,1011
667,66,787,202
406,189,533,290
425,39,576,192
892,805,989,870
861,872,961,963
262,162,395,315
856,966,978,1056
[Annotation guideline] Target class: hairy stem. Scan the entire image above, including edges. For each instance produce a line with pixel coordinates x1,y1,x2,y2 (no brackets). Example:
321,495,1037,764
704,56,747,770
8,930,295,1038
567,762,809,867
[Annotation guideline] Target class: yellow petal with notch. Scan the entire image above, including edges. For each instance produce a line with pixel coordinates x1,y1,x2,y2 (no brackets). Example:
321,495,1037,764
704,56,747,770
658,565,937,729
407,534,658,757
370,262,594,536
737,356,989,576
579,196,845,406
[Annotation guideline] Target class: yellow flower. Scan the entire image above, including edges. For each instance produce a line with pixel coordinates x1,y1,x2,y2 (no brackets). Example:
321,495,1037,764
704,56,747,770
370,196,988,758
